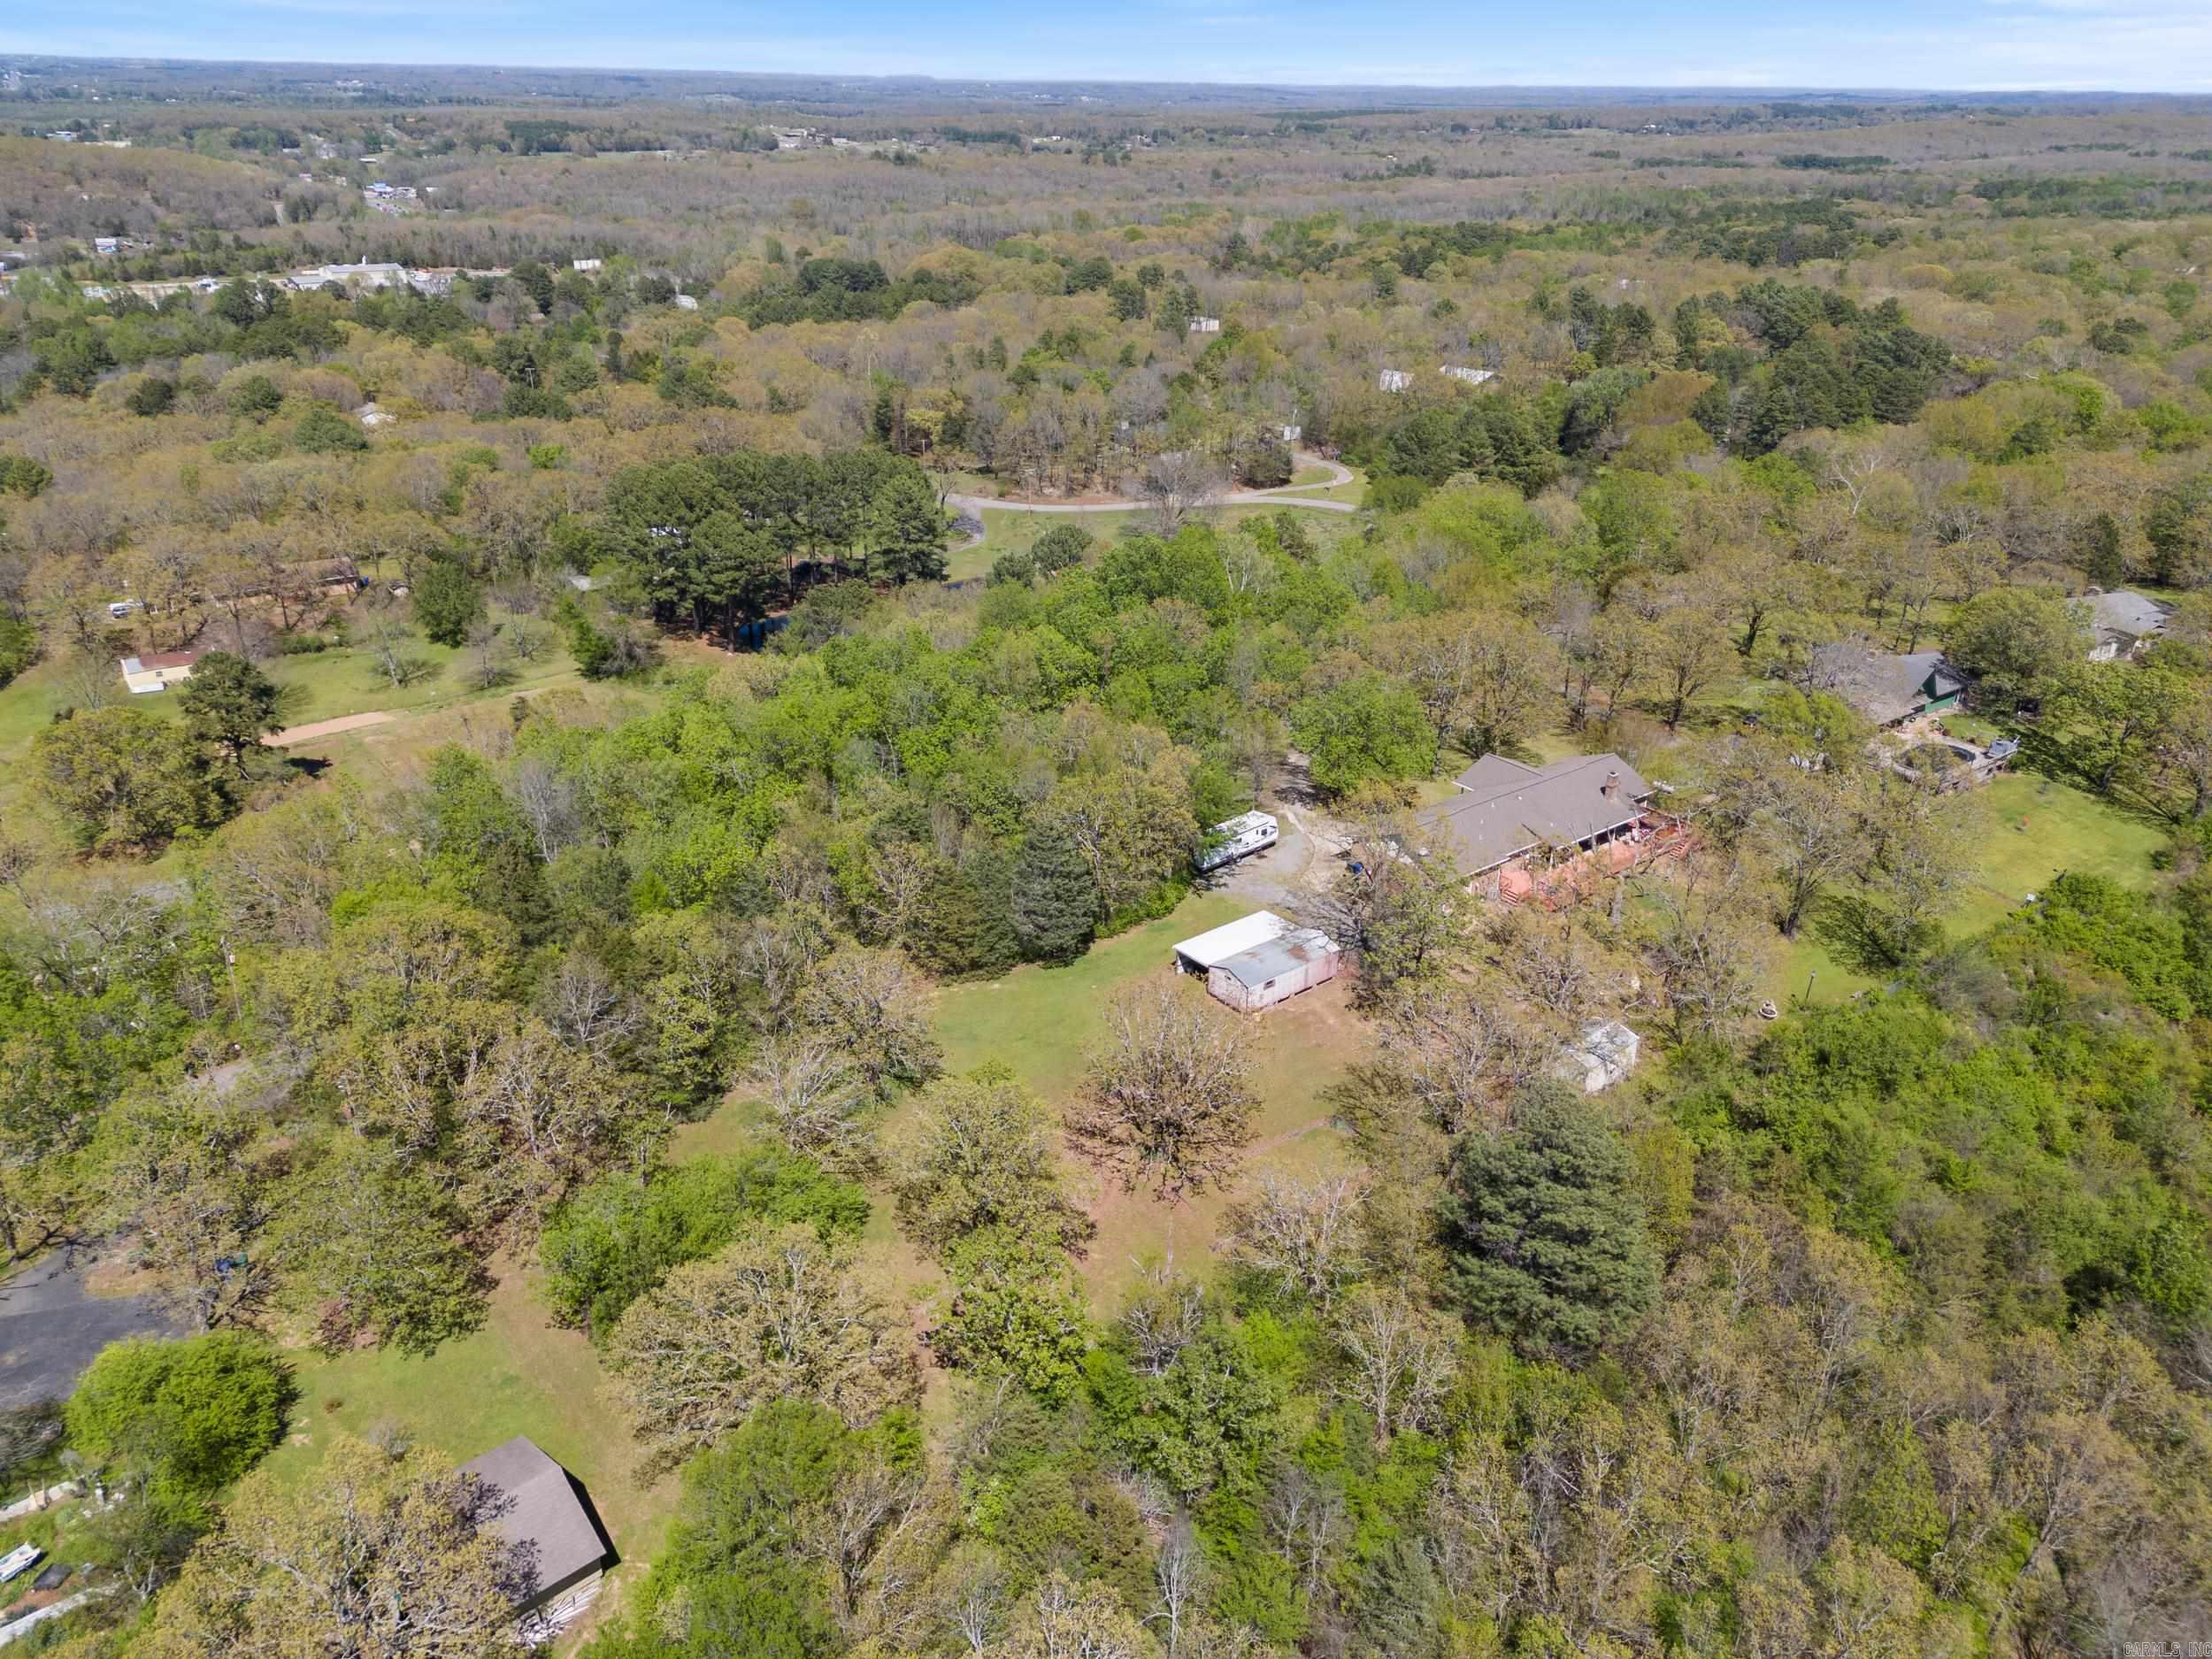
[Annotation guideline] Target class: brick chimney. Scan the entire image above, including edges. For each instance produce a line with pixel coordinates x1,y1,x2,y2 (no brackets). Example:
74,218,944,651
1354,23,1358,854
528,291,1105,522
1601,770,1617,798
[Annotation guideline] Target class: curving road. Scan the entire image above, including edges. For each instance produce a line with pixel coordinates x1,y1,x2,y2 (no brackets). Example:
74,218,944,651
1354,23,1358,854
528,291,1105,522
946,453,1360,518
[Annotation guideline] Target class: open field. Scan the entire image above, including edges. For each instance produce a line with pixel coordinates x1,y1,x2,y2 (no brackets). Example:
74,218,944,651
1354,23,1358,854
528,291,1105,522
0,603,588,850
1950,770,2169,930
1760,769,2168,1008
257,611,580,727
931,890,1367,1307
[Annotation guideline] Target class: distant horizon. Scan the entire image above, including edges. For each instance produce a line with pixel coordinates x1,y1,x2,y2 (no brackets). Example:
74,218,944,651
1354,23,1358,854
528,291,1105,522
4,0,2211,97
7,55,2211,102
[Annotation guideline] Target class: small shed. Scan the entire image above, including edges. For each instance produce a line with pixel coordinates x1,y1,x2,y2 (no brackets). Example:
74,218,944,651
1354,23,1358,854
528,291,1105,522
459,1436,611,1632
119,650,198,695
1555,1019,1640,1094
1207,928,1341,1012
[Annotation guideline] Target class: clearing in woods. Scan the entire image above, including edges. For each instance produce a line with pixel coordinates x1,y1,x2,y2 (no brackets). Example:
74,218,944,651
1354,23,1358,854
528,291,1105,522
929,891,1369,1308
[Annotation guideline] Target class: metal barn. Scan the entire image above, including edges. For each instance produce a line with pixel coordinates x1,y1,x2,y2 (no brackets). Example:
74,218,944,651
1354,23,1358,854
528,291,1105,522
1205,928,1342,1013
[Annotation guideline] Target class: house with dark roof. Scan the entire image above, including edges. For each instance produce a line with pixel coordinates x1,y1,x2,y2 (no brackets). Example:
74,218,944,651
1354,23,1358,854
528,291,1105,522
1826,649,1969,728
460,1437,611,1633
1412,752,1655,879
2075,589,2172,661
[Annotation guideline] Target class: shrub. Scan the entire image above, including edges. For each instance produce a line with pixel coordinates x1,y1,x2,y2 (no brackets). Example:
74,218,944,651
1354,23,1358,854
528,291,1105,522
66,1333,290,1522
541,1148,868,1340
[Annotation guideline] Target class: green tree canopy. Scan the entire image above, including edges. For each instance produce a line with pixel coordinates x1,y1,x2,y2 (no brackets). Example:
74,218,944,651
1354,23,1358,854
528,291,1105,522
412,557,486,648
1290,677,1438,798
34,704,227,852
66,1332,290,1524
1442,1081,1660,1349
1010,826,1098,962
541,1148,868,1340
1942,588,2090,710
175,651,287,772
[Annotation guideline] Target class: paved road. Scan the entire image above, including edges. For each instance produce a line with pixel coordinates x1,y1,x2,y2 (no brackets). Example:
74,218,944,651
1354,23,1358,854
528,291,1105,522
0,1252,183,1409
946,453,1361,518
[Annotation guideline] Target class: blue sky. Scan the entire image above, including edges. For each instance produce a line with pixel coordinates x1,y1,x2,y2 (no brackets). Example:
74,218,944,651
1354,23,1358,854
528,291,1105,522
4,0,2209,92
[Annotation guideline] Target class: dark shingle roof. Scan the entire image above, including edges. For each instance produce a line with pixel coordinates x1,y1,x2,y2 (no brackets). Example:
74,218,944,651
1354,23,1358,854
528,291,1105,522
2077,589,2171,642
459,1437,607,1607
1416,752,1651,876
1829,650,1966,726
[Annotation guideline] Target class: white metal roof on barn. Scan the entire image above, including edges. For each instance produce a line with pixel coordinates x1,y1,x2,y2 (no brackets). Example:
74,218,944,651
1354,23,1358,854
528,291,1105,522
1172,911,1290,971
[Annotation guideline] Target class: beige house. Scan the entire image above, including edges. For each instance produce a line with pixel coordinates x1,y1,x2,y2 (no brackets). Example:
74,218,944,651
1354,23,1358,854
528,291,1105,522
119,650,198,695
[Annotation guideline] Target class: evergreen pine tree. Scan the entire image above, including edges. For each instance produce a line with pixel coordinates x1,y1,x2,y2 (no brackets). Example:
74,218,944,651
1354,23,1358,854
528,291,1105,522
1011,828,1097,964
175,650,285,773
412,557,484,648
1442,1081,1659,1349
865,466,949,585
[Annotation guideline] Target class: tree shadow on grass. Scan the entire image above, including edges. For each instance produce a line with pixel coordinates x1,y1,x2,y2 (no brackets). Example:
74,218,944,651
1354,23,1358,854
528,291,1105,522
2009,727,2182,834
1807,893,1924,981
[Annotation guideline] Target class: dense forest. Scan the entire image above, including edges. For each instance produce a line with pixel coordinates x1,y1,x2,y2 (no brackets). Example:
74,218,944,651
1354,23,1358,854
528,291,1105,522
0,63,2208,1659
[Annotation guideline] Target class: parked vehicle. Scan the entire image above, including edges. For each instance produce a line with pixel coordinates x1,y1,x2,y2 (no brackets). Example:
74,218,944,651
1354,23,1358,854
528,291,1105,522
1195,810,1278,872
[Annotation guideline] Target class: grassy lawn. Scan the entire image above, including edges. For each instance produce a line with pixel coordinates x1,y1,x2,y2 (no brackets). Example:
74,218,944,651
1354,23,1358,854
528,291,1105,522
1771,932,1881,1009
931,890,1366,1308
1758,768,2166,1008
943,507,1130,583
262,604,579,727
1272,462,1366,501
933,893,1248,1093
261,1260,680,1632
1950,770,2165,933
0,656,124,758
0,605,595,852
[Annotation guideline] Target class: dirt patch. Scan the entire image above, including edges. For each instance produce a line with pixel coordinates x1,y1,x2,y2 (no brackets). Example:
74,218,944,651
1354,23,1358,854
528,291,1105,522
80,1256,165,1299
265,710,396,746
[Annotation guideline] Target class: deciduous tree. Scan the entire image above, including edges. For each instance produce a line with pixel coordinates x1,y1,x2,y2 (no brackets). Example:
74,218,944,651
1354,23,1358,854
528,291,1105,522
142,1432,529,1659
608,1224,917,1466
1068,981,1255,1200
